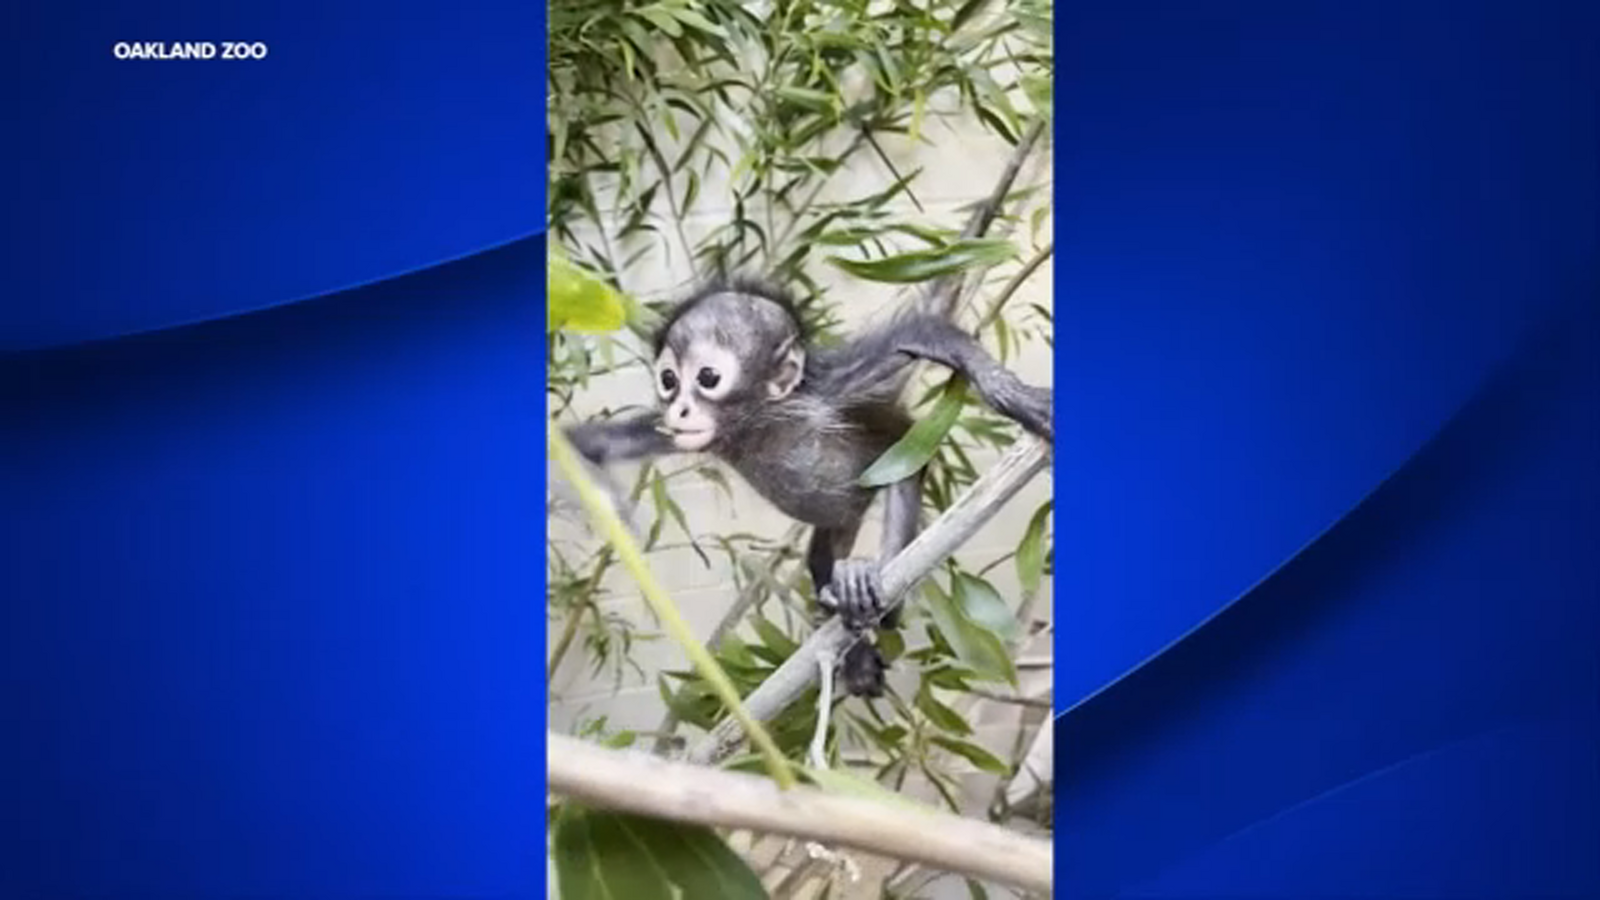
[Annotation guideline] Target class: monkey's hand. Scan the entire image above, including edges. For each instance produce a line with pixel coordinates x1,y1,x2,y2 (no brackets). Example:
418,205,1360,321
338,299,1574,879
553,426,641,536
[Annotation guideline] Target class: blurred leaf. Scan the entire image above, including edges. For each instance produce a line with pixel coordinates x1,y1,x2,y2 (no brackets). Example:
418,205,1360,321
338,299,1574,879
602,730,638,749
802,765,933,812
924,664,973,691
635,8,683,38
931,736,1010,775
775,86,834,110
914,681,973,735
1016,500,1052,599
965,877,992,900
952,572,1019,642
951,0,990,32
548,254,628,333
667,7,727,37
553,806,768,900
877,628,905,663
751,616,799,657
828,238,1015,284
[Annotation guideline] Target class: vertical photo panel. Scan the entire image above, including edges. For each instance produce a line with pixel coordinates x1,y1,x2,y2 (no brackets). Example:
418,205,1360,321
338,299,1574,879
544,1,1058,896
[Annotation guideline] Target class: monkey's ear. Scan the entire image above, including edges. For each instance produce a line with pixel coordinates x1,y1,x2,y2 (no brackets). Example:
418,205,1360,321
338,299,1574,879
767,337,806,399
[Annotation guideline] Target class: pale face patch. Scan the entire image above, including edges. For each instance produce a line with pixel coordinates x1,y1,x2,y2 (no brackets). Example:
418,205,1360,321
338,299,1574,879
653,341,742,451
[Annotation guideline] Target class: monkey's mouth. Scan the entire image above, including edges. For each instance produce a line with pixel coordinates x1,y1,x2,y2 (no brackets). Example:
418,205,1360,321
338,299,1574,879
664,427,716,450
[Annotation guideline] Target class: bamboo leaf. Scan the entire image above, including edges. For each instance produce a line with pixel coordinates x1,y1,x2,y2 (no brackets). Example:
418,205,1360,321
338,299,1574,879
931,736,1010,775
751,616,799,657
551,806,672,900
635,8,683,38
775,86,833,110
858,379,966,487
952,572,1019,642
1016,500,1052,599
802,765,933,813
553,806,768,900
914,682,973,735
924,581,1016,686
666,7,728,37
828,238,1015,284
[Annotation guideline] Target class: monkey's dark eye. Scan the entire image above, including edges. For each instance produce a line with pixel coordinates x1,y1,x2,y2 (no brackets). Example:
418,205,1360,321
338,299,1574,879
660,369,679,393
697,367,721,390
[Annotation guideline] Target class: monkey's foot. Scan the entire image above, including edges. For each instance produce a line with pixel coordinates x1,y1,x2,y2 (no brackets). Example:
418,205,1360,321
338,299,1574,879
840,640,887,698
822,559,891,632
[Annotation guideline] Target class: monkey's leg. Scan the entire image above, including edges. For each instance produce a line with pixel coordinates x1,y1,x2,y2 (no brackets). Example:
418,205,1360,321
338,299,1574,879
894,316,1055,440
830,474,922,697
809,522,888,697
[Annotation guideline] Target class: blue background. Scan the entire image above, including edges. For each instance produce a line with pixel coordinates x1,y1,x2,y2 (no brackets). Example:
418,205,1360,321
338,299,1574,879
5,1,1599,899
1055,2,1599,898
4,2,546,897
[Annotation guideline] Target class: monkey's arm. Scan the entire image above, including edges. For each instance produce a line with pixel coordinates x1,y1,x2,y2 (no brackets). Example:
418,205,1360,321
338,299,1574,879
564,411,677,465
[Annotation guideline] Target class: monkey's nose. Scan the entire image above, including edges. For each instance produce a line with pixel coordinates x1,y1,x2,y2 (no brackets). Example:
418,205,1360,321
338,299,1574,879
676,405,690,419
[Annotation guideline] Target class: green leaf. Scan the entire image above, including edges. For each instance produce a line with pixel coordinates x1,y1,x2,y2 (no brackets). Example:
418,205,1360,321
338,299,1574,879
602,730,638,749
931,736,1011,775
775,86,833,110
553,806,768,900
914,681,973,736
828,237,1016,284
876,628,905,663
666,7,727,37
802,765,938,815
1016,500,1052,599
751,616,799,657
860,719,909,751
951,0,991,32
952,572,1019,642
552,806,673,900
924,582,1017,686
858,378,965,487
965,877,992,900
635,8,683,38
548,253,628,333
924,664,972,691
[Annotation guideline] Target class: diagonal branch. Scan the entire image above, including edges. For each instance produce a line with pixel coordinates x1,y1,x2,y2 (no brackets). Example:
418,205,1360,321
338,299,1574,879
549,731,1054,894
686,436,1052,766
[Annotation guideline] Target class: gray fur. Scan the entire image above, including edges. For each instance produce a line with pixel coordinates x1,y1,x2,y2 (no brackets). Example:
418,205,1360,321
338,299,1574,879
565,280,1053,696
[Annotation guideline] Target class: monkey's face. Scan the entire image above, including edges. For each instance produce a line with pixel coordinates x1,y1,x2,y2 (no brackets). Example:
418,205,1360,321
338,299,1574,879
652,292,806,451
653,342,741,451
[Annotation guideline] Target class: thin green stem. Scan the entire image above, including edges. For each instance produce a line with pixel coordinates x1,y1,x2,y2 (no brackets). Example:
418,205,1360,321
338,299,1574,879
549,429,796,789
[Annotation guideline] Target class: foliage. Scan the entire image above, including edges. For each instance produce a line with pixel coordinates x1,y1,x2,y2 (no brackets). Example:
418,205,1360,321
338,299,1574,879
547,0,1055,895
553,804,767,899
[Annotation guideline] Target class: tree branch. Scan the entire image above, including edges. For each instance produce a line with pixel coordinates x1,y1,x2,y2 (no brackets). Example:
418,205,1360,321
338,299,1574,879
919,119,1047,319
686,436,1052,766
548,732,1053,894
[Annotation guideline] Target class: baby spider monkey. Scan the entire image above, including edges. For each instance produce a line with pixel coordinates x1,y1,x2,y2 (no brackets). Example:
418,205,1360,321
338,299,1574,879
566,277,1053,697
